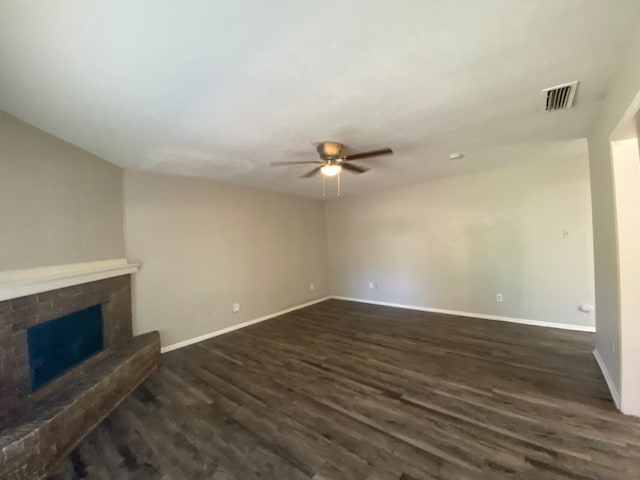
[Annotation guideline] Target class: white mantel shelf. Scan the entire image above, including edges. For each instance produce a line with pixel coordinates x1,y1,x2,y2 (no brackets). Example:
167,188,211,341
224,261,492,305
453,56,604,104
0,259,140,302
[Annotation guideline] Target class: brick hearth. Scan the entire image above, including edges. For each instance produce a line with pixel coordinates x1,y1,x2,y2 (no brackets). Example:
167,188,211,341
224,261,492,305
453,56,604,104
0,274,160,479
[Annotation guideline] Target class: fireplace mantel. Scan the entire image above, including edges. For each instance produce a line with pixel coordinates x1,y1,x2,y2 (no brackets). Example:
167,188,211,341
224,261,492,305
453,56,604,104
0,258,140,301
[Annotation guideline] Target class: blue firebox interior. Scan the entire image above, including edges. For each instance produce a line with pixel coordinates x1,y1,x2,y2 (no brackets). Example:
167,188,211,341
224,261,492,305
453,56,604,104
27,304,103,391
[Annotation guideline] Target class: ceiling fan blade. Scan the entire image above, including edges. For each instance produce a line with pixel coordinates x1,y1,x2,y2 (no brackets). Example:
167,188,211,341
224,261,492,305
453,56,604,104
343,147,393,161
270,161,321,166
341,162,368,174
301,166,322,178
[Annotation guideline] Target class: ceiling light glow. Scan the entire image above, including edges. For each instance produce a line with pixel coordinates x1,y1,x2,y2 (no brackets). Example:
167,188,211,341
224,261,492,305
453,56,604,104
321,164,342,177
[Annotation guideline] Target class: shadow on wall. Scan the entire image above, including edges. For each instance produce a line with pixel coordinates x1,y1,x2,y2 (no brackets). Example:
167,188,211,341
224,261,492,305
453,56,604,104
344,211,525,315
327,152,595,328
466,219,523,316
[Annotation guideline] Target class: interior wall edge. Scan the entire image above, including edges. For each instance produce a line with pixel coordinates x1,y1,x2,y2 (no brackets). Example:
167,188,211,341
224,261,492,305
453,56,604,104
593,349,622,410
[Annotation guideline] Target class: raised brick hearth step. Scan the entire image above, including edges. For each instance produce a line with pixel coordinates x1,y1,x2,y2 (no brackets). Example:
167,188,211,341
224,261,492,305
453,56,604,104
0,331,160,480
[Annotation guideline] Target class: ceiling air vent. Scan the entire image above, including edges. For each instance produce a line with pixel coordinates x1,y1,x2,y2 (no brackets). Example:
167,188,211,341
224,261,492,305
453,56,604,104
542,81,578,112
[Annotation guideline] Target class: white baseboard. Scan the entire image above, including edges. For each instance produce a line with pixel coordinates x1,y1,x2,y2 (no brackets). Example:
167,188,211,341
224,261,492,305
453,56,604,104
331,296,596,333
592,349,621,409
162,294,595,354
160,296,331,353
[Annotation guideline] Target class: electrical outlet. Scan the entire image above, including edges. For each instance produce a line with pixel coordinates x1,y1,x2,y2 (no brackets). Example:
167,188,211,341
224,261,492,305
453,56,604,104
562,229,570,238
368,282,378,290
232,302,240,313
310,283,315,291
496,293,503,302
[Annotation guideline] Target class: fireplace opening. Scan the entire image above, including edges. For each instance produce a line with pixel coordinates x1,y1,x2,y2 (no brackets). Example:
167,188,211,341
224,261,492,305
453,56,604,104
27,305,104,391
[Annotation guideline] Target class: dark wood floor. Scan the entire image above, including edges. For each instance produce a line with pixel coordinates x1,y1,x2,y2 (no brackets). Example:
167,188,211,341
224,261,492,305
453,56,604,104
50,299,640,479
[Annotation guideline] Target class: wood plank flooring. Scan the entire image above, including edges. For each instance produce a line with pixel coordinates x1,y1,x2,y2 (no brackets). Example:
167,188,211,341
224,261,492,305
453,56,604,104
50,299,640,479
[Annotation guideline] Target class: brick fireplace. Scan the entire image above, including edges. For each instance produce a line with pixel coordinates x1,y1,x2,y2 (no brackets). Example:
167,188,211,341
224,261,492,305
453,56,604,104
0,261,160,479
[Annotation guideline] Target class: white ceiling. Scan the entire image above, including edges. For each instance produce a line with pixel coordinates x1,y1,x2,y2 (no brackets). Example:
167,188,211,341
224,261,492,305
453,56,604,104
1,1,639,198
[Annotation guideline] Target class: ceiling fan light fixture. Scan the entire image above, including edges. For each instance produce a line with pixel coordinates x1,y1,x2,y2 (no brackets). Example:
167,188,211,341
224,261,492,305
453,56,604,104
321,164,342,177
318,142,343,157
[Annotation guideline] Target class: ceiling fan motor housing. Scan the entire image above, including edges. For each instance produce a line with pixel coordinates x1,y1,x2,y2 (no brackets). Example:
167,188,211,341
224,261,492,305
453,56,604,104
317,142,344,159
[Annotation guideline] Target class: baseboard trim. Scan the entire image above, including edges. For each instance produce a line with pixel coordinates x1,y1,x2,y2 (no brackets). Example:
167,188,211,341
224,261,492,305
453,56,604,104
160,296,332,353
331,296,596,333
161,295,596,353
592,349,621,409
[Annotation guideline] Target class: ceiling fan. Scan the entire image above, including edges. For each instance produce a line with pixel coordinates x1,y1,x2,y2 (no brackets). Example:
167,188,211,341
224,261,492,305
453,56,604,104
270,142,393,178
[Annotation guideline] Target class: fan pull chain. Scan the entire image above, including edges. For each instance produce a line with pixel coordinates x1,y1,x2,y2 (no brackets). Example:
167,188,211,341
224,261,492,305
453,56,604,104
337,171,341,197
322,175,326,198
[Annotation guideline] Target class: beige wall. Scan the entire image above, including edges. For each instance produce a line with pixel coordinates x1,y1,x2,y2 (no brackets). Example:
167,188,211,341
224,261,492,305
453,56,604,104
610,138,640,415
123,170,329,347
587,14,640,406
637,114,640,149
327,149,595,328
0,112,125,270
